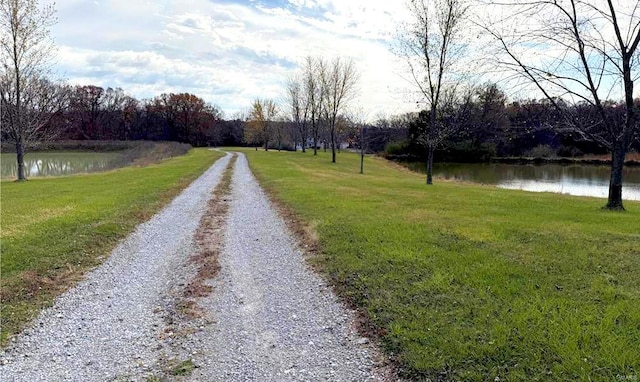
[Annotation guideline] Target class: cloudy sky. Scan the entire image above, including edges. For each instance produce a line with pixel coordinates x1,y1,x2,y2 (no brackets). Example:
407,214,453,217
48,0,417,118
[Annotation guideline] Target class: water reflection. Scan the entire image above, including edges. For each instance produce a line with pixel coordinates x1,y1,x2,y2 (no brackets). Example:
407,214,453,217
428,163,640,201
1,152,121,179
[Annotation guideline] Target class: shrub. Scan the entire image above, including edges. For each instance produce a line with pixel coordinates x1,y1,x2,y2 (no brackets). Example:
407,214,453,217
385,140,410,156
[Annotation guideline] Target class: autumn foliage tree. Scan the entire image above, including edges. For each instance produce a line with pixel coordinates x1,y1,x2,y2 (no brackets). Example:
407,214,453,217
245,98,278,150
147,92,220,146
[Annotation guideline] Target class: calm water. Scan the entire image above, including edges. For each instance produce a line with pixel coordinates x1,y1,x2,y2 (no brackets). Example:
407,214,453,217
1,152,122,179
409,162,640,201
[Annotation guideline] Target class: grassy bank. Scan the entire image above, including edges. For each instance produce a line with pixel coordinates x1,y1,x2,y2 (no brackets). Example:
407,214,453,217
1,139,174,152
241,149,640,381
0,148,223,345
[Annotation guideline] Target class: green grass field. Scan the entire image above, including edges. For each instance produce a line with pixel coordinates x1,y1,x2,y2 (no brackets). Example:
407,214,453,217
0,148,223,345
241,148,640,381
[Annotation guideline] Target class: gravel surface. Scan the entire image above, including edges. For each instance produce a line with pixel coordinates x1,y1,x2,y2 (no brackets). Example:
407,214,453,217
1,151,394,382
0,152,232,382
182,153,387,381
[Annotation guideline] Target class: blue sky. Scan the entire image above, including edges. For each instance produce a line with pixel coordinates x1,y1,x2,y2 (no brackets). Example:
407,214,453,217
47,0,415,119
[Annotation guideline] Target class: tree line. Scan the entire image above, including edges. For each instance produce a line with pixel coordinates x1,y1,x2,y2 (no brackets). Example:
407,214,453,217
1,81,247,145
244,56,359,164
242,78,640,167
54,85,229,145
380,83,640,162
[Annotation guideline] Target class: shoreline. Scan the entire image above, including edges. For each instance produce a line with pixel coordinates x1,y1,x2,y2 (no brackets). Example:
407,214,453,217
490,156,640,167
383,153,640,167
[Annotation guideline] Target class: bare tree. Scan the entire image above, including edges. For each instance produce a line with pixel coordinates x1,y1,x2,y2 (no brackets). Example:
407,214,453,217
320,57,359,163
284,74,309,152
0,0,67,180
397,0,469,184
480,0,640,210
302,56,324,156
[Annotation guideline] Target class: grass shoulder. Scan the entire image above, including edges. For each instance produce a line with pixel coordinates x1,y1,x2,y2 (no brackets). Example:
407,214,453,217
239,148,640,381
0,148,224,345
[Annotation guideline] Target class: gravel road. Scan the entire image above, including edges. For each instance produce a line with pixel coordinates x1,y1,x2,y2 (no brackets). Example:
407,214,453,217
0,153,232,381
1,152,391,381
181,153,387,381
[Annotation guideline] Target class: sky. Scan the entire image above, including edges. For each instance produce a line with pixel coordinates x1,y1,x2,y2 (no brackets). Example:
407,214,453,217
47,0,417,119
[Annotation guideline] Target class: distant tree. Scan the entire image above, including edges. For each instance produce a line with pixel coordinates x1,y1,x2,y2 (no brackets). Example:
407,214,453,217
171,93,212,146
284,119,300,151
333,115,352,153
481,0,640,210
68,85,105,139
200,104,223,146
246,98,278,151
0,0,68,180
410,86,475,164
142,97,172,141
217,111,246,146
302,56,324,155
273,118,288,151
100,87,128,140
502,99,562,156
397,0,469,184
320,57,359,163
367,113,413,155
285,74,309,152
473,83,508,150
118,94,143,140
146,93,217,146
448,83,509,161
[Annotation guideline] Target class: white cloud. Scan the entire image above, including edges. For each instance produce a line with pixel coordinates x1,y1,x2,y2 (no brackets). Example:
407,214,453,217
46,0,419,118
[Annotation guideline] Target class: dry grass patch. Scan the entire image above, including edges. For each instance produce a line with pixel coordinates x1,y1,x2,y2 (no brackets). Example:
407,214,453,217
180,154,237,317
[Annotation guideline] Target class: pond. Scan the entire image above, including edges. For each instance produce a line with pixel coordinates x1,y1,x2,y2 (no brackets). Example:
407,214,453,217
406,162,640,201
1,152,123,179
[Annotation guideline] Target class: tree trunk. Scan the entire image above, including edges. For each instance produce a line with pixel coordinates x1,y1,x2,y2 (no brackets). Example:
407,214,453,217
14,19,24,181
360,127,365,174
426,145,434,185
313,132,318,156
331,127,336,163
605,51,636,211
605,142,625,210
16,140,26,181
301,129,306,153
